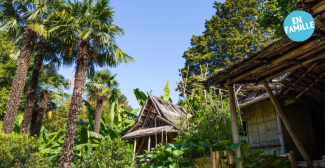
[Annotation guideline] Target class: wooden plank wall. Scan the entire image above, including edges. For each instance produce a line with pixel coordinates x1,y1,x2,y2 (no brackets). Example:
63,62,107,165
242,100,280,150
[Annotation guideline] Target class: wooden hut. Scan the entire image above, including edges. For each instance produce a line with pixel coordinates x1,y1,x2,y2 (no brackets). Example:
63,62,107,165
121,93,191,160
200,1,325,167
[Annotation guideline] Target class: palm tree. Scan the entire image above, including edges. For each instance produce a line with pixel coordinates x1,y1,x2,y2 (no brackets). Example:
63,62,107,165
47,0,135,166
0,0,62,134
29,70,70,137
85,69,118,133
20,38,75,134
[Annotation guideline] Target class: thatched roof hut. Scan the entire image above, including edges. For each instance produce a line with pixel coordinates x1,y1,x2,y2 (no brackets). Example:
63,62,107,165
122,93,191,160
200,1,325,167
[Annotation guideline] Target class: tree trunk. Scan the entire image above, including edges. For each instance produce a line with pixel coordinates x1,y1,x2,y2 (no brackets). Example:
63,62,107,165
60,40,90,168
29,107,38,134
30,89,49,137
21,57,43,134
2,27,38,134
94,95,103,133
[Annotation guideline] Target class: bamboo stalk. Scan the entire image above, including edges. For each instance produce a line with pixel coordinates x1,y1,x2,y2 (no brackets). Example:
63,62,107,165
227,80,241,168
295,71,325,99
161,131,163,145
283,62,318,95
166,127,167,145
263,81,312,167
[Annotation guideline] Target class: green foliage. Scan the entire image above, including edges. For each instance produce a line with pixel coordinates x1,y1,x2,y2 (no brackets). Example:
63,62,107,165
137,140,242,168
259,0,298,38
0,132,41,167
134,88,147,106
71,138,134,168
163,80,170,102
178,86,238,143
178,0,274,93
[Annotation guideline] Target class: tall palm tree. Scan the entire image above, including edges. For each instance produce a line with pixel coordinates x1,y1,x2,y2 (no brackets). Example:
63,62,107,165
85,69,118,133
29,70,70,137
0,0,62,134
21,38,75,134
47,0,135,166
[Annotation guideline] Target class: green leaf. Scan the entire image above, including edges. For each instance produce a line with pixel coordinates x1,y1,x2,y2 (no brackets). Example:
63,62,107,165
163,80,170,101
169,163,178,168
233,157,243,163
133,88,147,106
80,126,89,144
173,150,184,156
109,101,116,127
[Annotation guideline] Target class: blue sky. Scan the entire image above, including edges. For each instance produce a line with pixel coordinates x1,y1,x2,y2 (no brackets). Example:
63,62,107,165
58,0,224,110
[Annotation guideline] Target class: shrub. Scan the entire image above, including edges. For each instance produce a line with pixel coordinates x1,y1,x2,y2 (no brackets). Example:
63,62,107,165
71,138,134,168
0,132,41,167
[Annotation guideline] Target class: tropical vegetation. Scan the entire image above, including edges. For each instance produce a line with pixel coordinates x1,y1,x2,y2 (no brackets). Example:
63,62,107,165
0,0,316,167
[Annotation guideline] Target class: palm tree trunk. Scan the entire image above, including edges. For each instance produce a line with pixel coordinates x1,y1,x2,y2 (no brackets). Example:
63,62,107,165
29,107,38,134
60,40,90,168
30,89,49,137
21,57,43,134
94,95,103,133
2,27,38,134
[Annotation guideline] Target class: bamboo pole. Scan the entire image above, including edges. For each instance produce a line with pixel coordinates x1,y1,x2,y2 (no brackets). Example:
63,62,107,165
283,62,318,95
161,130,163,145
211,150,216,168
263,54,325,82
137,137,146,155
155,117,157,147
276,114,286,155
263,81,312,167
295,71,325,99
148,136,151,152
132,138,137,160
224,39,325,86
229,151,235,168
227,80,241,168
166,127,168,145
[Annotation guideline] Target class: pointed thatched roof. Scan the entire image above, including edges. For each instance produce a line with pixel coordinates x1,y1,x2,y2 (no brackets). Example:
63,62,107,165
121,94,191,140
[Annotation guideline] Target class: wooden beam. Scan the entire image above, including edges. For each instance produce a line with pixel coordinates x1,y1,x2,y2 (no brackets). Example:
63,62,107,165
227,79,241,168
137,137,146,155
295,71,325,100
263,81,312,167
283,62,318,95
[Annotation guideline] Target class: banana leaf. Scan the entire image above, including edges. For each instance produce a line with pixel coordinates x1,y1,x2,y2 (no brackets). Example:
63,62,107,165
163,80,170,101
80,126,88,144
133,88,147,106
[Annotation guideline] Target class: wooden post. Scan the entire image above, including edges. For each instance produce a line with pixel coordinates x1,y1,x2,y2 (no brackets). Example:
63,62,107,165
137,137,146,155
161,131,163,145
229,151,235,168
148,136,151,152
211,149,216,168
276,114,286,155
132,138,137,160
263,81,312,167
216,151,220,167
155,117,157,147
227,80,241,168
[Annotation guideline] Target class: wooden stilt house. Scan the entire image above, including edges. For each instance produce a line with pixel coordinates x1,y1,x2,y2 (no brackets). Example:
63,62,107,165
200,1,325,167
121,93,191,160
